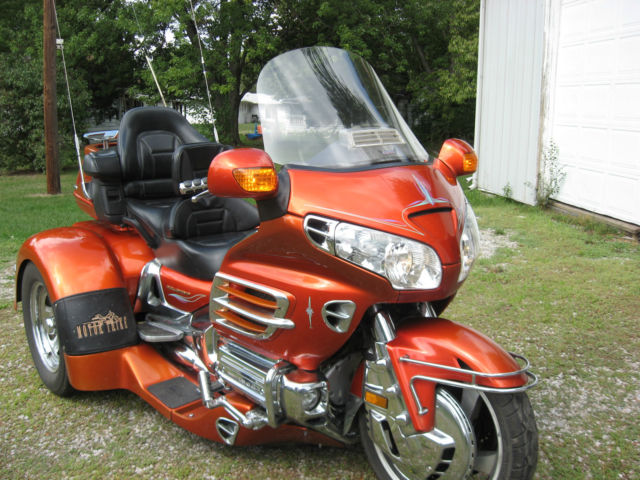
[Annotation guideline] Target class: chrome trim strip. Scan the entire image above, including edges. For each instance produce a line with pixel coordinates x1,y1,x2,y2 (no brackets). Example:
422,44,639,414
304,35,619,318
137,260,189,316
214,296,294,329
399,352,534,381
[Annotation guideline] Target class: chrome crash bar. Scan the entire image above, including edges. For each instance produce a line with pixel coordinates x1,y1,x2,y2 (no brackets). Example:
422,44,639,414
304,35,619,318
400,353,539,415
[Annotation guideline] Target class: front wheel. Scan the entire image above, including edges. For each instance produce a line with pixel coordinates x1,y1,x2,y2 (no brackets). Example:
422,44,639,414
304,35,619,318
360,388,538,480
21,263,74,396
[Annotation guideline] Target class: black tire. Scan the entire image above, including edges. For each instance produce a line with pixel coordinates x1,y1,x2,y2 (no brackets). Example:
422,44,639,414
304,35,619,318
21,263,74,396
360,388,538,480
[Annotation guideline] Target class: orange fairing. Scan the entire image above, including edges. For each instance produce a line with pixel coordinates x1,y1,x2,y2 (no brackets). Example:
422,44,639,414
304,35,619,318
386,317,529,432
286,165,466,265
160,266,211,312
220,214,397,370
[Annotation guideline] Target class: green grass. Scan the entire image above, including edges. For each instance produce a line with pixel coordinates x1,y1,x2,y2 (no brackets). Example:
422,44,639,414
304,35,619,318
1,173,639,479
0,172,89,266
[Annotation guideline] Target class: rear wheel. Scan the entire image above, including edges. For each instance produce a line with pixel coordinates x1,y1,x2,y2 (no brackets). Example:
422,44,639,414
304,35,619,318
22,263,74,396
360,388,537,480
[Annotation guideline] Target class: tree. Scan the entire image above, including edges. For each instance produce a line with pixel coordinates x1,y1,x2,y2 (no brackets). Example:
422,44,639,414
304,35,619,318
400,0,480,146
273,0,480,149
128,0,280,145
0,0,481,171
0,0,134,172
56,0,140,121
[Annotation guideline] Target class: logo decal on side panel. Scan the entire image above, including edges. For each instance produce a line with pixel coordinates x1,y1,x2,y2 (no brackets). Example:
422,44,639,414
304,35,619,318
167,285,206,304
168,293,207,303
75,311,129,340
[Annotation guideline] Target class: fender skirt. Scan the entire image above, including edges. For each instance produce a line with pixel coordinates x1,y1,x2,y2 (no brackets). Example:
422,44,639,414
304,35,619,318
16,226,138,355
16,226,128,302
385,317,536,432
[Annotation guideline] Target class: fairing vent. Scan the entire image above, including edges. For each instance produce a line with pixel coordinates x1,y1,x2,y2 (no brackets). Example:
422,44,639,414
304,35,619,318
347,128,404,148
322,300,357,333
303,215,338,254
211,273,294,339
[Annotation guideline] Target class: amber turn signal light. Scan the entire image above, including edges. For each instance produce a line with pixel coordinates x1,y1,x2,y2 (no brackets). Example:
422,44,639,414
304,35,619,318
232,167,278,193
364,390,388,409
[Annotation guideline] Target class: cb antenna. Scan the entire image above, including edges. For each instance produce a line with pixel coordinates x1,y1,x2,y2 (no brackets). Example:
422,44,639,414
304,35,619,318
188,0,220,142
52,0,88,197
131,2,167,107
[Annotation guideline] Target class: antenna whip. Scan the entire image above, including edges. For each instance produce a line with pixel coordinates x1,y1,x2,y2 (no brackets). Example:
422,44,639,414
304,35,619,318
52,0,90,197
189,0,219,142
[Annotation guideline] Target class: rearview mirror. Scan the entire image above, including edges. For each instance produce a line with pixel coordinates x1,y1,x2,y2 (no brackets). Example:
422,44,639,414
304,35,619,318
436,139,478,181
208,148,278,199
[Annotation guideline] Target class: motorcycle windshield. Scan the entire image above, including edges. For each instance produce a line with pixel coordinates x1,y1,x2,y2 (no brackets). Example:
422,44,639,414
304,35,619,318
256,47,429,169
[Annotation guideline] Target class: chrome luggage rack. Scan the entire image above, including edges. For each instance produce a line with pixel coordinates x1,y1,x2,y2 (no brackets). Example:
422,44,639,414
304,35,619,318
400,353,538,414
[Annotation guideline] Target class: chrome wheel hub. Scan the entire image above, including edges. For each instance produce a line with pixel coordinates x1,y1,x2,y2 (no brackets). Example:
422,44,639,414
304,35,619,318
368,389,476,479
30,281,60,373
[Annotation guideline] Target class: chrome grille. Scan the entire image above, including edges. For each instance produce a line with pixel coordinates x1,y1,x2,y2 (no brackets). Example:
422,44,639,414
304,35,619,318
216,340,276,405
211,273,293,339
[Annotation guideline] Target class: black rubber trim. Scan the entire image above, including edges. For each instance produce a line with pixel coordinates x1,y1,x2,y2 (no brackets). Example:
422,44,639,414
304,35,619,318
283,159,433,173
257,167,291,222
54,287,138,356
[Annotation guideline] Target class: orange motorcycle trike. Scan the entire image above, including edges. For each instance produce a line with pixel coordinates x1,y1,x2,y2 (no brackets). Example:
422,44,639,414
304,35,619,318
16,47,538,479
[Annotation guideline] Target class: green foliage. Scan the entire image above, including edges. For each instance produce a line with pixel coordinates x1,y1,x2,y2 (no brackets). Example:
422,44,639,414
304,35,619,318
402,0,480,144
1,0,481,171
532,140,567,208
502,182,513,200
127,0,279,145
270,0,480,144
0,0,131,172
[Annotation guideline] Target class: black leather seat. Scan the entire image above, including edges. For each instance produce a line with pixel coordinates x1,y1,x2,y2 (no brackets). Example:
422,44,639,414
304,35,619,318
117,107,210,243
114,106,259,279
157,195,259,279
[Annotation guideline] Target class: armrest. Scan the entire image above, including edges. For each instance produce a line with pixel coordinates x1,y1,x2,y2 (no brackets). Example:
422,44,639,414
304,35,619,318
83,147,122,180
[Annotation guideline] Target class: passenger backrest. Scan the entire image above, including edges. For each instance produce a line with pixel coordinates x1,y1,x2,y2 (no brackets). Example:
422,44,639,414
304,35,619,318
118,107,209,199
171,142,232,194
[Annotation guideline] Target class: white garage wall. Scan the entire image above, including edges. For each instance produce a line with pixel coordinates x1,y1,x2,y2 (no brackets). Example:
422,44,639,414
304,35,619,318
548,0,640,226
474,0,546,205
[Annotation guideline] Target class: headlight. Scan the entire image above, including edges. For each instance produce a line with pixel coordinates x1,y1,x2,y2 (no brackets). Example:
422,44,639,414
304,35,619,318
458,200,480,282
334,223,442,289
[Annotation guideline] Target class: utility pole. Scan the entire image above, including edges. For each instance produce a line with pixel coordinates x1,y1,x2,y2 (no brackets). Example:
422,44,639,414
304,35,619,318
43,0,60,194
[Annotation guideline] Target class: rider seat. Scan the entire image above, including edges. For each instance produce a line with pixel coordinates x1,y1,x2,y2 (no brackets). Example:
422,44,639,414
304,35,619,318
84,106,259,280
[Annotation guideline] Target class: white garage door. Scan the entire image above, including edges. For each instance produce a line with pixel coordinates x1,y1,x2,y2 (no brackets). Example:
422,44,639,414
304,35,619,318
550,0,640,226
